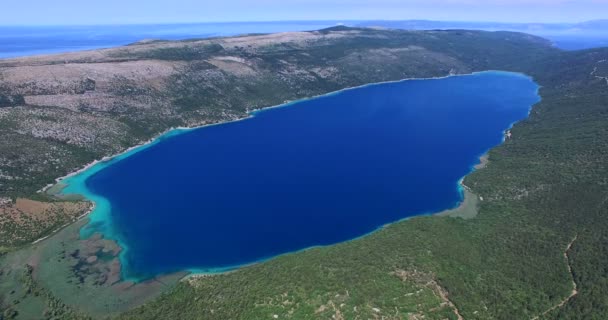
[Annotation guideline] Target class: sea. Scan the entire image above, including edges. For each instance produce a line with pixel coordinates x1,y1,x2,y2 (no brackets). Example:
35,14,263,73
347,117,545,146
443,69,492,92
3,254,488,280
60,71,540,280
0,22,339,59
1,21,607,59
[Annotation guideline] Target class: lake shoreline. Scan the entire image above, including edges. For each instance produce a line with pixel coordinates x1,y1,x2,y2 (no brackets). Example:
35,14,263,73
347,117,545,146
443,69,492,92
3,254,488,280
41,69,530,197
36,70,535,283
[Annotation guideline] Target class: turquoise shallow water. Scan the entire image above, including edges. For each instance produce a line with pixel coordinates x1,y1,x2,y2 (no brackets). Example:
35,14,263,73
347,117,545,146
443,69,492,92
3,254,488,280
60,71,540,281
60,128,192,277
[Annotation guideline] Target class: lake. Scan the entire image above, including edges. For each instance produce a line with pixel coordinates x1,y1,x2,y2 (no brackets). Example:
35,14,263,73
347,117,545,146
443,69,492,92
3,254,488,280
60,71,540,281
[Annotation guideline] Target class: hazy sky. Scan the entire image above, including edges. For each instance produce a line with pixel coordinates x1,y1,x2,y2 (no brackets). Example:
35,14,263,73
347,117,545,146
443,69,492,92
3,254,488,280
2,0,607,25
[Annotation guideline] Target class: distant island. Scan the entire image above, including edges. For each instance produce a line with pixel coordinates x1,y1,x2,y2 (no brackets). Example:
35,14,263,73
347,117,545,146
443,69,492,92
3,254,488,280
0,26,607,319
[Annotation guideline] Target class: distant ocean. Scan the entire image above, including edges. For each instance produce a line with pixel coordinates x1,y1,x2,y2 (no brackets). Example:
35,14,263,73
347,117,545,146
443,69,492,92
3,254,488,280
544,35,608,51
60,71,540,280
0,22,340,59
1,21,607,59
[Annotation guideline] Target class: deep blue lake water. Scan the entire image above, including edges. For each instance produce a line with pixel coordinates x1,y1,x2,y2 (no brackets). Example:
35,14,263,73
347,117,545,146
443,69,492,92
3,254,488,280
62,71,539,280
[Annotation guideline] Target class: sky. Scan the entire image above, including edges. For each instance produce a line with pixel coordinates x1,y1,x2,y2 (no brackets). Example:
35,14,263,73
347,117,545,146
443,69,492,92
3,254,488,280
1,0,607,25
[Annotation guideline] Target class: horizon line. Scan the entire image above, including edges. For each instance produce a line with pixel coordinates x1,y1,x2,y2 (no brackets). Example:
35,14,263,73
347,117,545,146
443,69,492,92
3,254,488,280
0,18,606,28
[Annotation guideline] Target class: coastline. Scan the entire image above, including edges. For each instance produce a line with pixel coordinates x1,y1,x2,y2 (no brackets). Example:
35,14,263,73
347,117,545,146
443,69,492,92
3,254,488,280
39,126,198,194
34,70,537,282
40,69,533,196
184,184,484,281
185,176,485,280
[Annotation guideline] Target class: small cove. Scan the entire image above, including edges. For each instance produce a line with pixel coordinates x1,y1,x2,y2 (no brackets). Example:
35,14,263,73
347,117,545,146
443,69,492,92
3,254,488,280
59,71,541,281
